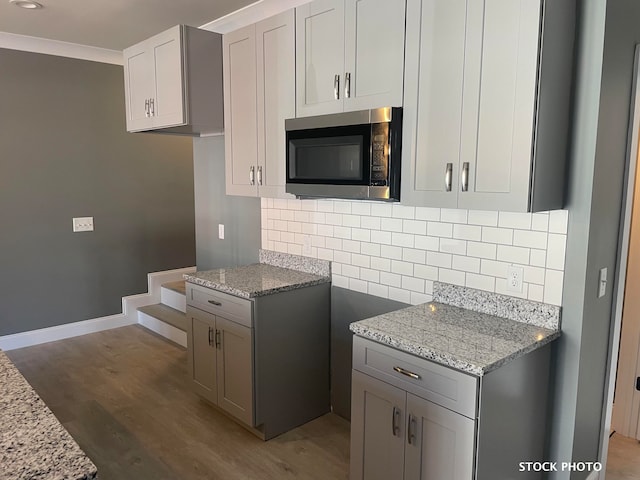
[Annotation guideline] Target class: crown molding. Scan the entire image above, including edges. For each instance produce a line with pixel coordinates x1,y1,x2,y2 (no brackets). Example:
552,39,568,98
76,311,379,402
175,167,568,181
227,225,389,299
0,31,123,65
200,0,308,33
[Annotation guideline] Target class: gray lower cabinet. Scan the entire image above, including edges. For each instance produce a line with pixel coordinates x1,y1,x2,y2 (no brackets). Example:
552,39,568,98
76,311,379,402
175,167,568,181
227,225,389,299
351,336,552,479
186,281,331,440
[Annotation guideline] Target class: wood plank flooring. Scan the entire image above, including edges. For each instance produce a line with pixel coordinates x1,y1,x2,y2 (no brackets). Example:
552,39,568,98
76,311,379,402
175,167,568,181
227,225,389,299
607,433,640,480
6,325,350,480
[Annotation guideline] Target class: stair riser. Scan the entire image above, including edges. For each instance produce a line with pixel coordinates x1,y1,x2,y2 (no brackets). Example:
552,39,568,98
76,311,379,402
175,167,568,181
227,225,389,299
161,287,186,313
138,311,187,348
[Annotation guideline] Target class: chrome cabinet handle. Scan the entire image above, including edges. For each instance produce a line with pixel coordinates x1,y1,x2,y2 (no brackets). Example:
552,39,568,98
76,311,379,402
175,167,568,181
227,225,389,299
407,414,416,445
461,162,469,192
145,99,150,117
207,299,222,306
150,98,155,117
445,163,453,192
215,329,221,349
334,74,340,100
393,366,421,380
345,72,351,98
392,406,401,437
208,327,213,346
257,165,263,186
249,166,255,185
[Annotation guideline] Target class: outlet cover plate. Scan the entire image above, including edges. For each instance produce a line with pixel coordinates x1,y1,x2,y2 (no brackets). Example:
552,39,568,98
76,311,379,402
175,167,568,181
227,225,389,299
506,265,524,293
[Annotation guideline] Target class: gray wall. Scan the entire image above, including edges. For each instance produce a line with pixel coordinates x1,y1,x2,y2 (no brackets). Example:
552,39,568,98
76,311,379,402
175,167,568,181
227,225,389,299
549,0,640,477
192,136,261,269
0,49,196,336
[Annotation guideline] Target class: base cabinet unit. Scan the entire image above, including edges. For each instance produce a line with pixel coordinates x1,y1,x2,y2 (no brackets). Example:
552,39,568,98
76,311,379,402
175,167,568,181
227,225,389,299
123,25,224,135
295,0,406,117
401,0,575,212
186,281,330,440
224,10,295,198
350,336,552,479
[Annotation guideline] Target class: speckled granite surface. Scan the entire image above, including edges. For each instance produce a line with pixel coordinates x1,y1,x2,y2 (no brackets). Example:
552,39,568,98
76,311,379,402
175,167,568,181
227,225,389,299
349,302,560,376
433,282,561,330
184,263,330,299
259,249,331,277
1,352,97,480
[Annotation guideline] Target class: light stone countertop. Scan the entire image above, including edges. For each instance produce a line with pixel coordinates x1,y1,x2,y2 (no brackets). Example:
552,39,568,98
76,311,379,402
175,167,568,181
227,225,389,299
349,302,560,376
184,263,330,299
0,351,97,480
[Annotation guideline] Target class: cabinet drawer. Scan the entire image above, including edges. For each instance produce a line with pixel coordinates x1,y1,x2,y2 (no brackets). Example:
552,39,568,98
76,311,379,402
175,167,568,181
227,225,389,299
186,283,253,327
352,336,478,418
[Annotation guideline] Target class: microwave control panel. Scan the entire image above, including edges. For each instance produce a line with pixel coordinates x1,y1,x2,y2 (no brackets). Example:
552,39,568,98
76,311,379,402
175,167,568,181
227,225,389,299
371,123,390,186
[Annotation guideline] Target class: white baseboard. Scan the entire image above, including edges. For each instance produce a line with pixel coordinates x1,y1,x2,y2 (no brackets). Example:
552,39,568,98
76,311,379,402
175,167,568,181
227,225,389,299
0,266,195,351
138,311,187,348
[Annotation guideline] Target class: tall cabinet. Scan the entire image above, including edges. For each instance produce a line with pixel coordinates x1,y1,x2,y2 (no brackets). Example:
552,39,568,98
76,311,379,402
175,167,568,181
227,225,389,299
401,0,574,212
295,0,406,117
224,10,295,198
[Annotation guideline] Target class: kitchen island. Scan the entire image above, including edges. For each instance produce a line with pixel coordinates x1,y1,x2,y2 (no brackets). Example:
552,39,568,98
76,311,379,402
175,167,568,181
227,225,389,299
1,351,97,480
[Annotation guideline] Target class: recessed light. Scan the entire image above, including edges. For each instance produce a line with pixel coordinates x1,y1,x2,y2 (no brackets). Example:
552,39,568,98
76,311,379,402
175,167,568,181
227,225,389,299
9,0,43,9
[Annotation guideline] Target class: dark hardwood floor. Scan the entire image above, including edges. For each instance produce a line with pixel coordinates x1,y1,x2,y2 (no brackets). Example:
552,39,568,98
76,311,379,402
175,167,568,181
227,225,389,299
7,325,350,480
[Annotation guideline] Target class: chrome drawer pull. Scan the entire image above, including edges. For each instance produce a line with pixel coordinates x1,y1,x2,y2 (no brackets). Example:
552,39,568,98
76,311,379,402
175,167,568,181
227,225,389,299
208,300,222,306
445,162,453,191
393,366,421,380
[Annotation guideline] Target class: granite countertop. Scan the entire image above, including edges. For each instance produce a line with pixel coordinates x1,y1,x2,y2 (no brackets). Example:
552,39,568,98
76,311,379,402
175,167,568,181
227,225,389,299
184,263,330,299
350,301,560,377
1,352,97,480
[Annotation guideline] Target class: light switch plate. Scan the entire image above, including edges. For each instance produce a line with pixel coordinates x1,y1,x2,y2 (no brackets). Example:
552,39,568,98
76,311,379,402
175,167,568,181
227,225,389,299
218,224,225,240
73,217,93,232
598,267,607,298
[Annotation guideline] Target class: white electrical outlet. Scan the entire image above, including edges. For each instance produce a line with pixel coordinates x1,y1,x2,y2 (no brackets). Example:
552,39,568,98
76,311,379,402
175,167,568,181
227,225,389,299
506,265,524,293
218,224,225,240
302,235,312,255
72,217,94,232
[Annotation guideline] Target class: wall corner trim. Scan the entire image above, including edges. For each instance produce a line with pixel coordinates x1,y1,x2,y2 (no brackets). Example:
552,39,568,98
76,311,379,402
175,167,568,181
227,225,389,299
0,31,123,65
0,266,195,351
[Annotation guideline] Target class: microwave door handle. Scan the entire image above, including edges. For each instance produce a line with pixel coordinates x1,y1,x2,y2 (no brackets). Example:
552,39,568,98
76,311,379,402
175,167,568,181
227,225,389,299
334,74,340,100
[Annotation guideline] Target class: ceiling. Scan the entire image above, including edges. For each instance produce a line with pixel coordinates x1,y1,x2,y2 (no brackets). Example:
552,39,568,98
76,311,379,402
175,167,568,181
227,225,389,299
0,0,257,51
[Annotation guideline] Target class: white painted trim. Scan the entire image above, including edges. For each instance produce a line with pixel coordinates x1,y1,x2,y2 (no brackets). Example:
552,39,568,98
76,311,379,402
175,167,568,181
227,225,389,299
200,0,308,33
598,45,640,472
161,286,186,313
0,266,195,351
586,470,599,480
138,311,187,348
0,31,123,65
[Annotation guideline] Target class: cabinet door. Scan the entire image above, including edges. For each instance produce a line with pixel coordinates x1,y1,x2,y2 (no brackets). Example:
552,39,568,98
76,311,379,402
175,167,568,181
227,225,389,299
187,308,217,404
256,10,296,199
458,0,541,212
343,0,406,111
216,316,254,426
350,371,406,480
123,43,154,132
224,24,258,197
404,393,475,480
151,25,186,129
295,0,345,117
401,0,466,208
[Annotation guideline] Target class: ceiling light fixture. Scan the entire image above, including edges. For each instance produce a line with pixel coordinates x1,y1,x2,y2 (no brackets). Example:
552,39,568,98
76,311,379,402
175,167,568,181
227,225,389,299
9,0,43,9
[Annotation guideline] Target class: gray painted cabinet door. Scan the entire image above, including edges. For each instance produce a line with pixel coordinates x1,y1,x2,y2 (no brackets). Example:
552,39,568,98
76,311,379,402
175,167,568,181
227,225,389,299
216,316,254,427
350,371,406,480
404,393,475,480
224,24,258,197
187,309,218,404
295,0,346,117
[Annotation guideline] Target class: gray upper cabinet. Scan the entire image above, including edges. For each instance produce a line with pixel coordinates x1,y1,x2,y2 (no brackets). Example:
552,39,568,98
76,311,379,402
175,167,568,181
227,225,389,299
402,0,574,212
224,10,295,198
296,0,406,117
123,25,224,136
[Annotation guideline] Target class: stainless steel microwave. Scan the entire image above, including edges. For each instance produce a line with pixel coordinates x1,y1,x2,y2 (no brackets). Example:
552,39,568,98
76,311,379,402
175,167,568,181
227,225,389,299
285,107,402,201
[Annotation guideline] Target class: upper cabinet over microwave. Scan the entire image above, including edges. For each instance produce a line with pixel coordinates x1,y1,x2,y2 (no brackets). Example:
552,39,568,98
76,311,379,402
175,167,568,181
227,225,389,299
295,0,407,117
401,0,575,212
123,25,224,136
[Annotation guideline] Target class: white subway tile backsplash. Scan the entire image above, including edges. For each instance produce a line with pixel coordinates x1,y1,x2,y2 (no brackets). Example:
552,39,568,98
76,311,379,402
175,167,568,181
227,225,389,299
262,200,568,306
468,210,498,227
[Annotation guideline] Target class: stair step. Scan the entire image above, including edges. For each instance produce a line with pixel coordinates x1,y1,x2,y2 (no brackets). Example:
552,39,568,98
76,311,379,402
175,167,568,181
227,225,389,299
138,304,186,332
162,280,186,295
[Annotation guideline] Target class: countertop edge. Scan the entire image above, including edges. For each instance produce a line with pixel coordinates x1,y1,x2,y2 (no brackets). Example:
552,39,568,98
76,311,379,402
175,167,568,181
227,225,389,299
183,273,330,298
